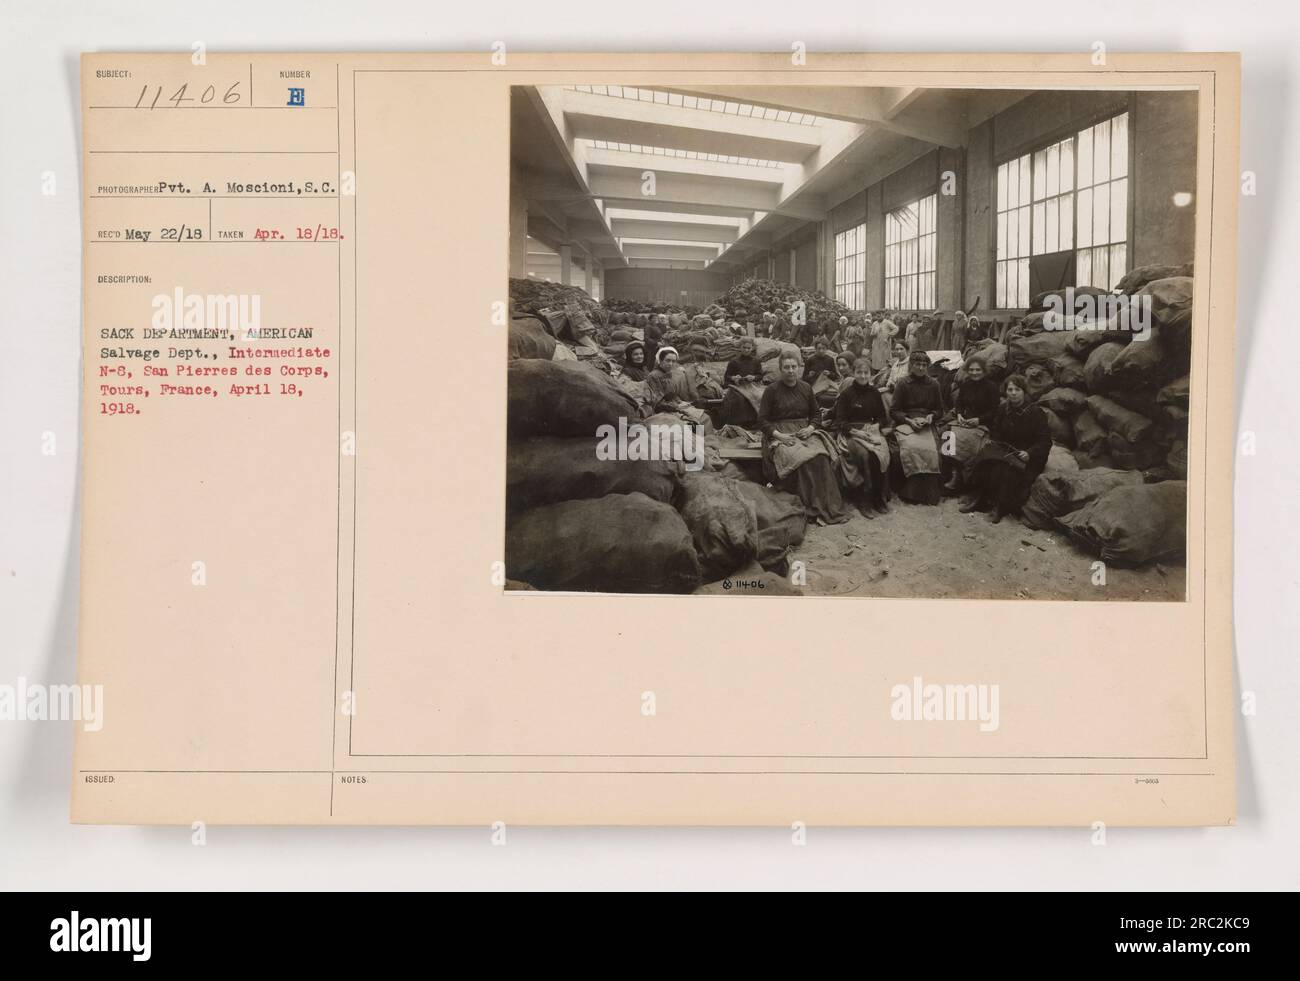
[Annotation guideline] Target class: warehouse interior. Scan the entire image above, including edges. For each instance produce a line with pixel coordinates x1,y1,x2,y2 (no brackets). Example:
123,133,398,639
510,84,1197,315
505,83,1197,599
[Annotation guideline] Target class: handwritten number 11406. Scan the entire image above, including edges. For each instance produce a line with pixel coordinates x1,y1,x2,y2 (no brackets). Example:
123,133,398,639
133,82,242,109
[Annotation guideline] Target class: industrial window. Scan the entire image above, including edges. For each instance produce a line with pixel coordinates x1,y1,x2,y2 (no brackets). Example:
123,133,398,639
1076,113,1128,291
995,111,1129,306
834,222,867,310
884,193,937,311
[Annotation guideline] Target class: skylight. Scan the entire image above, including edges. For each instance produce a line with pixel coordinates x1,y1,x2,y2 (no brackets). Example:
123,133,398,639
584,139,785,169
569,85,824,126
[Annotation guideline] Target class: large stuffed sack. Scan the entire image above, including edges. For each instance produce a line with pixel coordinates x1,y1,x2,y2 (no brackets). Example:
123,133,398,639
1045,443,1079,472
1106,431,1165,470
1020,311,1093,334
505,436,682,513
1166,441,1188,479
1037,386,1088,417
1137,276,1194,357
731,481,807,572
508,317,558,360
1019,467,1145,531
1022,362,1057,401
1072,408,1108,455
1156,375,1191,427
1009,330,1077,371
1086,395,1155,444
677,473,758,579
1117,262,1193,295
754,337,802,365
506,492,702,593
1059,480,1187,564
1106,323,1184,390
1083,342,1126,392
1049,352,1087,389
1042,409,1075,448
1104,388,1162,423
1028,284,1114,314
1157,375,1190,411
508,359,640,438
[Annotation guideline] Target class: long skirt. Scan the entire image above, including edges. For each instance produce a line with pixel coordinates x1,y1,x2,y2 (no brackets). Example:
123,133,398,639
787,455,851,524
972,461,1037,515
841,441,893,506
891,425,943,505
763,421,851,525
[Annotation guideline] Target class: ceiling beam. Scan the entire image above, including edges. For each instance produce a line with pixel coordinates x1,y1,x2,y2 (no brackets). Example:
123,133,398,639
620,243,720,262
664,85,968,148
585,147,786,185
609,219,739,244
562,89,821,163
588,167,780,213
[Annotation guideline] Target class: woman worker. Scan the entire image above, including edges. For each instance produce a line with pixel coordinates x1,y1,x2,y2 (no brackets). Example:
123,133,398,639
644,346,696,411
888,350,945,505
940,353,1000,494
719,337,764,429
620,340,649,381
757,353,851,525
832,357,894,518
960,373,1051,523
868,314,898,371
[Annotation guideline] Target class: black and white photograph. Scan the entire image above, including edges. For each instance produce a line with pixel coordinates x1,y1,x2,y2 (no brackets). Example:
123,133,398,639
506,84,1196,598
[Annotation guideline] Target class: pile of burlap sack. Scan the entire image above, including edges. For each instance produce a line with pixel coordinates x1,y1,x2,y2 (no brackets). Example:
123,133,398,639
963,263,1194,564
505,358,809,593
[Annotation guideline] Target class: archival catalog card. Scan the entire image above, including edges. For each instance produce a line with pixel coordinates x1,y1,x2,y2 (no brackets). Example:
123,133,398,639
73,52,1238,825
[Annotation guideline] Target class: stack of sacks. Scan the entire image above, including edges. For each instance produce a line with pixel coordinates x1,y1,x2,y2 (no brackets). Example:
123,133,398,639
1058,480,1188,564
1001,266,1193,478
505,361,696,593
1020,467,1146,531
508,315,558,361
504,361,804,591
507,493,703,594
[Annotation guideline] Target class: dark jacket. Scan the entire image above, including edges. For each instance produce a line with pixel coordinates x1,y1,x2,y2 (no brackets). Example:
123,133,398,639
954,377,999,423
991,402,1052,476
757,379,818,437
803,353,837,386
832,382,889,432
889,375,944,425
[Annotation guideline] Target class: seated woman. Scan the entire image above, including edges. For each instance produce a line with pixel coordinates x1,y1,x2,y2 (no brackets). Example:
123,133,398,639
758,353,851,525
941,354,1000,494
873,339,912,403
644,346,708,426
961,374,1052,523
621,340,649,381
803,337,840,409
888,350,945,505
717,336,765,427
833,353,856,393
832,357,894,518
724,336,762,386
